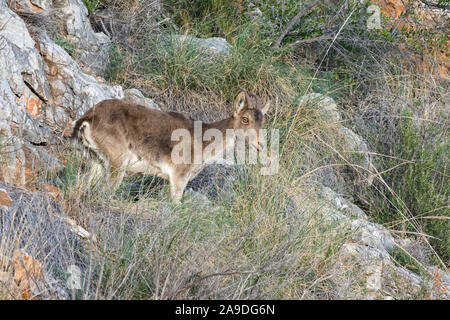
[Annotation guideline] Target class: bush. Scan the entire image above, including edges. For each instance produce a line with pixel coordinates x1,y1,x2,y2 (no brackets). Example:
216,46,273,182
362,108,449,262
163,0,244,39
54,37,75,56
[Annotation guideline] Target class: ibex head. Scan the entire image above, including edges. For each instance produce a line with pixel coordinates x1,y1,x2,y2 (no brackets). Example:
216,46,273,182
232,91,270,152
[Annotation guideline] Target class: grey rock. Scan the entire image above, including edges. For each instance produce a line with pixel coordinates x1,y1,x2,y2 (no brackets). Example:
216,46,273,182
53,0,111,75
425,266,450,299
351,219,394,252
427,266,450,284
172,35,232,56
54,0,95,46
0,6,50,101
292,179,448,299
0,79,17,121
123,88,160,110
391,265,424,292
39,32,123,123
395,238,432,266
23,141,63,172
0,121,25,185
30,0,52,10
340,242,392,264
319,186,368,219
6,0,52,12
21,112,54,145
337,242,427,299
0,35,24,96
298,93,341,123
318,187,393,251
341,127,374,179
294,185,393,252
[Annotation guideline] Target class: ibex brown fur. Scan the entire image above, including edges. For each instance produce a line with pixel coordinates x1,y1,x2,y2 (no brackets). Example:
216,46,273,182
72,92,270,202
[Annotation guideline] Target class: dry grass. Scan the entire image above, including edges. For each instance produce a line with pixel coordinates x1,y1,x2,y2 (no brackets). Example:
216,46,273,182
45,120,356,299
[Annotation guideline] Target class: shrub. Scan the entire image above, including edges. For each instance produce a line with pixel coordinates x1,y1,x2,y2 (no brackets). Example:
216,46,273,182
362,109,449,262
105,44,127,85
163,0,244,39
82,0,100,15
54,37,75,56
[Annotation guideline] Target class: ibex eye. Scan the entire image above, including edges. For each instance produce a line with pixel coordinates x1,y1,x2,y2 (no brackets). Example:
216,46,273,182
242,117,249,124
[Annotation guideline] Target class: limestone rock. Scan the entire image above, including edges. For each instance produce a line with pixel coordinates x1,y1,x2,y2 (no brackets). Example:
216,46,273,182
23,141,63,174
172,35,232,56
39,32,123,125
426,266,450,299
336,242,426,299
0,4,50,101
7,0,52,13
53,0,111,75
340,127,374,179
0,121,26,186
319,187,367,219
350,219,394,252
298,93,341,123
292,177,449,299
293,183,394,252
0,188,12,207
123,88,160,110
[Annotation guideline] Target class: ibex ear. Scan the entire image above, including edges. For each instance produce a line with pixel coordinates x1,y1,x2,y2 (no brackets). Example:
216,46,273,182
261,100,270,115
233,92,247,117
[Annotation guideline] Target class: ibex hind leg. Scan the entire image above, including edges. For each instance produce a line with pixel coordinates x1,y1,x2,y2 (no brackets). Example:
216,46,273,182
78,121,112,189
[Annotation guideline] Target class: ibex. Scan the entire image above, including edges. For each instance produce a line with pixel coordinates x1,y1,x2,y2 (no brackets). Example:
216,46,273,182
72,91,270,202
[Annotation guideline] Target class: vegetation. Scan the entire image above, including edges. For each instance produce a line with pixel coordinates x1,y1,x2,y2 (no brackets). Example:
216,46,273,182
54,37,76,56
82,0,101,15
98,0,449,266
362,108,449,262
61,0,448,297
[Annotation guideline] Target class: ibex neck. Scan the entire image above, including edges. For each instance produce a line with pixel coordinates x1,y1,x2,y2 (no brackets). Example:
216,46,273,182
200,116,236,157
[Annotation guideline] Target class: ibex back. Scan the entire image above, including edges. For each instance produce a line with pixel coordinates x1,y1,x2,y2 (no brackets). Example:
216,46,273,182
72,91,270,202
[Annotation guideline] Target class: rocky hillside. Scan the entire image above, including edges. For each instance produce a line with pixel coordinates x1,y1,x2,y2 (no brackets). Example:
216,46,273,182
0,0,448,299
0,0,160,186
